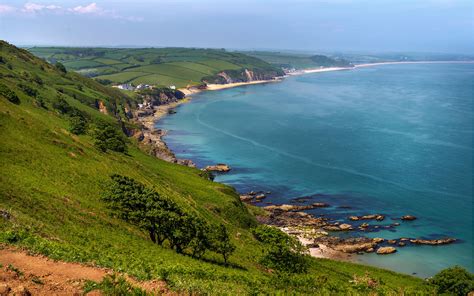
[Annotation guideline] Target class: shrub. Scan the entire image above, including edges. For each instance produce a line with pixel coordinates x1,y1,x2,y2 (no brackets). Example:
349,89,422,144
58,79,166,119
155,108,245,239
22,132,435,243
0,83,20,104
69,116,88,135
429,266,474,295
92,123,127,153
53,98,73,114
18,83,38,97
252,225,309,273
55,62,67,73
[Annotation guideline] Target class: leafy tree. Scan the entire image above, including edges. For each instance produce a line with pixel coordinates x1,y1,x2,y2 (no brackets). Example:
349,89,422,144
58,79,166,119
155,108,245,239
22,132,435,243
189,218,212,258
210,224,235,264
429,266,474,295
252,225,309,273
92,123,127,153
102,174,179,246
165,213,199,254
0,83,20,104
55,62,67,73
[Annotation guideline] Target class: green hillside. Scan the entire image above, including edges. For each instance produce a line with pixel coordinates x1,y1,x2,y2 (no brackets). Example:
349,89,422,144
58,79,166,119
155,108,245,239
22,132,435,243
28,47,284,88
241,51,353,69
0,40,440,294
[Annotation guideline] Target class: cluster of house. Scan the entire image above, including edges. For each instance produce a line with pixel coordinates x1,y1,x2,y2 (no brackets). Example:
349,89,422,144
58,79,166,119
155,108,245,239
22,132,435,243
113,83,176,91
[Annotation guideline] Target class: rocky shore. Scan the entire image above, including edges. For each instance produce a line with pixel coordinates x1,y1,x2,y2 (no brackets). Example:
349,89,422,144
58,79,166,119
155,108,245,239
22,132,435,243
254,200,457,261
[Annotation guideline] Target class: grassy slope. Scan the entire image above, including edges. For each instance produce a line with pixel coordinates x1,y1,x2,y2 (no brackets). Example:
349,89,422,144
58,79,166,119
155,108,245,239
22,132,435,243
241,51,349,69
28,47,281,88
1,41,433,294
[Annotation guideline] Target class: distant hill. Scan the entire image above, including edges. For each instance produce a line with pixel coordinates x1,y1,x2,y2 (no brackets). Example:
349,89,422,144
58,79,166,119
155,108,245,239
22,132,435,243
28,47,284,88
0,40,437,294
240,51,353,70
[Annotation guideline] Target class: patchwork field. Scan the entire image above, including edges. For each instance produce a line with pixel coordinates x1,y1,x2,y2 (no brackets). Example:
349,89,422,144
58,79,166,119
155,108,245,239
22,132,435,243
28,47,281,88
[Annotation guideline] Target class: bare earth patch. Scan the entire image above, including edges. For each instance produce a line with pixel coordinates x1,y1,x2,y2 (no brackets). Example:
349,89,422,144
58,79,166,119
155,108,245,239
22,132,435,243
0,246,171,295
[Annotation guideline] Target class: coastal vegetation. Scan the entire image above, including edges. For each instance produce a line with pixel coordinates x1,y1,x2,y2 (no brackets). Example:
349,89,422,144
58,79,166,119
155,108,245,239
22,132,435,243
1,40,472,294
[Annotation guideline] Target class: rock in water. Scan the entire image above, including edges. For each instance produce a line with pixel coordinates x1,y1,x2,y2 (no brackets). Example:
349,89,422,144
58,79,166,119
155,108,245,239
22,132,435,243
376,247,397,255
339,223,353,231
205,163,231,172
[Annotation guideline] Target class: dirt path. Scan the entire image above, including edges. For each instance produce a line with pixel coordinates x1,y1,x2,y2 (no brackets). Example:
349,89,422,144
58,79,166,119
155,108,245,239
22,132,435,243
0,246,169,295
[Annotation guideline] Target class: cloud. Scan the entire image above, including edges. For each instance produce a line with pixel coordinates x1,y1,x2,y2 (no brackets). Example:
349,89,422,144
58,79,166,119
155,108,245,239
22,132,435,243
0,2,142,21
0,4,15,14
70,3,101,14
22,2,62,13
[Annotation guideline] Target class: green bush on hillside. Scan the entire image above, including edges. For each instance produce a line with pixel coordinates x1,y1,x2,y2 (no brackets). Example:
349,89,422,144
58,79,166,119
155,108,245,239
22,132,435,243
92,123,127,153
69,115,88,135
55,61,67,73
0,83,20,104
18,83,38,98
429,266,474,295
252,225,309,273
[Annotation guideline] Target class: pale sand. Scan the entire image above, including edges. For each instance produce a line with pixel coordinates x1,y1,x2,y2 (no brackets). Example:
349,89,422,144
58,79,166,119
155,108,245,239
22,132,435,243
279,227,351,261
288,66,354,76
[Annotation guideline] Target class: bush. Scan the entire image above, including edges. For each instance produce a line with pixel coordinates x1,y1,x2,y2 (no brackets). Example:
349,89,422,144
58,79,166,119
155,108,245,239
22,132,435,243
92,123,127,153
18,83,38,97
0,83,20,104
69,116,88,135
55,62,67,73
252,225,309,273
429,266,474,295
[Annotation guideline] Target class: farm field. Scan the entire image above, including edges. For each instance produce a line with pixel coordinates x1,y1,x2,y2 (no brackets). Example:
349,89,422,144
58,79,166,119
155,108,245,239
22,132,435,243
28,47,282,88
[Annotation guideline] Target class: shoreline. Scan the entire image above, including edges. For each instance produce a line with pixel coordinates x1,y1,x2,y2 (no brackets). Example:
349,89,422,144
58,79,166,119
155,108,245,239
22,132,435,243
136,61,467,262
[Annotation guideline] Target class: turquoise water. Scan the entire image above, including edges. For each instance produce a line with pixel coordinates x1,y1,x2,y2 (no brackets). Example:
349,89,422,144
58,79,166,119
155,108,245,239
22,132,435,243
159,63,473,277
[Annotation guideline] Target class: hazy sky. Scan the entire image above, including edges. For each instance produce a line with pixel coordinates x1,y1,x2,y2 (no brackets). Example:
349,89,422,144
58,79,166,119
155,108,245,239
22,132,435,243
1,0,473,53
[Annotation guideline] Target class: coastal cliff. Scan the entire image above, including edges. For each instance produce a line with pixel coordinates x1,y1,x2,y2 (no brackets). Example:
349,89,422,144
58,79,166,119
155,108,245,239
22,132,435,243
202,67,284,84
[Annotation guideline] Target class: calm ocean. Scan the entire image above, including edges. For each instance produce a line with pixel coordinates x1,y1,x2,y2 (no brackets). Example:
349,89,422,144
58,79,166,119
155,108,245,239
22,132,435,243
159,63,473,277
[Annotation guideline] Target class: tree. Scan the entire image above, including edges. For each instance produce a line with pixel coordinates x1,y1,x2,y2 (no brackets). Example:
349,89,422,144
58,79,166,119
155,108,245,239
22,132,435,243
210,224,235,264
189,219,212,259
252,225,309,273
55,62,67,73
165,213,198,254
102,174,186,247
92,123,127,153
429,266,474,295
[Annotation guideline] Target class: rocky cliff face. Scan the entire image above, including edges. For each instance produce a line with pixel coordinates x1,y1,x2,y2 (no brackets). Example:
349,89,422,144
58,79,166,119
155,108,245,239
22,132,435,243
203,68,284,84
139,88,185,107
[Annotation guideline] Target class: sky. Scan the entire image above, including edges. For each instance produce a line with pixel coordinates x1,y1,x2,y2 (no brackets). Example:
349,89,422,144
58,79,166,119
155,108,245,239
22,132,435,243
1,0,473,54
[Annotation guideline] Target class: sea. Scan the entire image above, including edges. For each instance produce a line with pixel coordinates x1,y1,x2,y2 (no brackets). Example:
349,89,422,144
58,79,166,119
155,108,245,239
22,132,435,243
158,63,473,277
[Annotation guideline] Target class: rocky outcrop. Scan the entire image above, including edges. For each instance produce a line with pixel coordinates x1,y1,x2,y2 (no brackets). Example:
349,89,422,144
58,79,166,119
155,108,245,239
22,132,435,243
205,164,231,172
313,237,378,253
401,215,417,221
257,209,327,228
376,247,397,255
263,202,330,212
409,238,456,245
349,214,385,221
